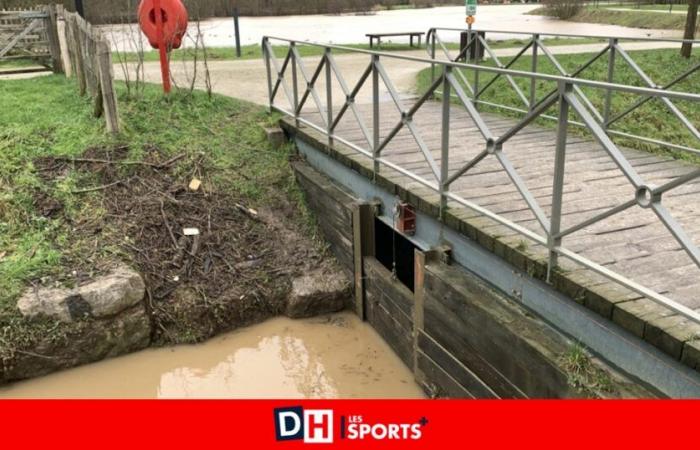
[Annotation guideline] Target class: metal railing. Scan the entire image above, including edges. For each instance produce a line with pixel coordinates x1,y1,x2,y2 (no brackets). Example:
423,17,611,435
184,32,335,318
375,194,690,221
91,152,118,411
262,34,700,324
427,27,700,155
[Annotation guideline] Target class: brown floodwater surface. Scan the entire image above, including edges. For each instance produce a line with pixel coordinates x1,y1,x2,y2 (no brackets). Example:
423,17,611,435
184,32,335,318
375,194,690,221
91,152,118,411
0,312,425,399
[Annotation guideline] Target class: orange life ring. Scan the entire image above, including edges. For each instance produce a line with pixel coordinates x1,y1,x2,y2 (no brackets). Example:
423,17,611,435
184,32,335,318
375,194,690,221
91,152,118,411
138,0,189,50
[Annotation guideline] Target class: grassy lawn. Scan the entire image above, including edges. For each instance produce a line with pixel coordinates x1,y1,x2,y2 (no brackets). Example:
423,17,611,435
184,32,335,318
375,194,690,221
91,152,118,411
0,75,305,353
602,3,689,12
116,43,423,64
116,37,607,64
415,47,700,160
529,5,695,30
0,59,47,71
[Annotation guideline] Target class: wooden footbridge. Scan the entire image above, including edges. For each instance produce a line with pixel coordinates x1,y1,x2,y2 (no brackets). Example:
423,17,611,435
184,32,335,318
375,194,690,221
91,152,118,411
263,29,700,395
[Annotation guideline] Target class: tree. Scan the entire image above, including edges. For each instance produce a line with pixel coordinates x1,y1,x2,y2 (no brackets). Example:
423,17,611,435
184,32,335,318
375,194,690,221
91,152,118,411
681,0,699,58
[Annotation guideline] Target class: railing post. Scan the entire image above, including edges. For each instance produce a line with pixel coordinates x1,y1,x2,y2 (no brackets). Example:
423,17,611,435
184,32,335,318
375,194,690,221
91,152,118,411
263,38,273,113
529,34,539,111
430,29,436,89
372,54,380,179
440,67,452,220
474,63,480,109
325,48,333,146
548,80,571,282
290,42,299,125
603,38,617,129
466,28,472,65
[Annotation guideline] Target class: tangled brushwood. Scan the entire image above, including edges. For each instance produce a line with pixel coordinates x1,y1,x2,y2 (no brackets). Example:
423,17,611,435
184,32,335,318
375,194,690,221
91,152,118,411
33,146,326,345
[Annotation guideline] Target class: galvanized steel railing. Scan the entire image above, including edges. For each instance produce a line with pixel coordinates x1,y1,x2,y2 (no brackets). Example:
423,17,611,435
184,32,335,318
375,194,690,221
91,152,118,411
262,34,700,324
427,27,700,155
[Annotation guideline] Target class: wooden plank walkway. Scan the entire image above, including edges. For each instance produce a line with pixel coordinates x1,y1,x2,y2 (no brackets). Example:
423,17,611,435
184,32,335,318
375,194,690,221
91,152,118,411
299,98,700,313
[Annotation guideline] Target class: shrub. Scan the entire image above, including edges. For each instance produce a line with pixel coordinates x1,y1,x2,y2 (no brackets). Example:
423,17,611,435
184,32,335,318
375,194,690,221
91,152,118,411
540,0,583,19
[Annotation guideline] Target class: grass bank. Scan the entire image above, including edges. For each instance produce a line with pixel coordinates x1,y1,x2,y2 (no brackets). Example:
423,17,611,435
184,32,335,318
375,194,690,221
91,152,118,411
529,6,695,30
116,37,606,64
0,59,47,71
0,75,319,366
415,47,700,159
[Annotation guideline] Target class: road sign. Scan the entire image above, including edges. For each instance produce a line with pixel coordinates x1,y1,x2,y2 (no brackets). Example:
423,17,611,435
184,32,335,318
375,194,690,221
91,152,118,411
466,0,477,16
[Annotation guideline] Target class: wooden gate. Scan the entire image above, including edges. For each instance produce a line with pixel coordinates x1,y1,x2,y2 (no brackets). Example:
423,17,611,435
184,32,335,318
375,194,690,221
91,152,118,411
0,5,61,71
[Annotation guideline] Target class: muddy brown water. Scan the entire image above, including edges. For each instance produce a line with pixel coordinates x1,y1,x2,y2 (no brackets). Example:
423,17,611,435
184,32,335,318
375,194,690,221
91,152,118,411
101,5,681,51
0,312,425,399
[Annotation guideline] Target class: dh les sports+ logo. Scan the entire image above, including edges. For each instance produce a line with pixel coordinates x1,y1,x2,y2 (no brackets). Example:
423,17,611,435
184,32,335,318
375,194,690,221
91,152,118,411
273,406,428,444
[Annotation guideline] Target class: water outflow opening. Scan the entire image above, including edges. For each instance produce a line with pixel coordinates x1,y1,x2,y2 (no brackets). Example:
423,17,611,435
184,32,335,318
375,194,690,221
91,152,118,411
374,218,417,292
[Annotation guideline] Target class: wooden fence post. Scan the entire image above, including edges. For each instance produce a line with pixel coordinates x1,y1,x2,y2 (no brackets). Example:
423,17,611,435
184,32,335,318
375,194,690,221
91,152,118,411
56,5,72,76
97,39,120,134
79,20,95,97
68,13,87,95
45,4,62,73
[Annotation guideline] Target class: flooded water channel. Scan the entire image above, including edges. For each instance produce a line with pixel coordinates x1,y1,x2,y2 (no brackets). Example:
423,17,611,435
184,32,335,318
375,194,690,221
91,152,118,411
0,312,424,399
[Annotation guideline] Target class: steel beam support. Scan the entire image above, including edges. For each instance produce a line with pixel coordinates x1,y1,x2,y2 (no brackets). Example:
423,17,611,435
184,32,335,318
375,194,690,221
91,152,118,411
603,38,617,128
440,68,451,219
290,43,299,126
529,35,539,111
548,81,570,281
325,49,333,146
372,55,380,178
263,38,273,112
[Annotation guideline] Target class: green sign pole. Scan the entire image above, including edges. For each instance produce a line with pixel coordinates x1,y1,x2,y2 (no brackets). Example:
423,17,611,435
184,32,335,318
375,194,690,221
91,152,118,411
465,0,477,63
466,0,477,17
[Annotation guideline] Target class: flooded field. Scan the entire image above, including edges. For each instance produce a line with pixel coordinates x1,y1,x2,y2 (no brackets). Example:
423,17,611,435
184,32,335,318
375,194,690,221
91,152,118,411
0,312,424,399
102,5,681,51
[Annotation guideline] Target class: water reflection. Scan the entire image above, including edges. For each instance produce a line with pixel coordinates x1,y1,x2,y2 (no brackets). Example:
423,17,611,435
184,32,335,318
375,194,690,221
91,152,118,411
0,312,424,399
158,336,339,398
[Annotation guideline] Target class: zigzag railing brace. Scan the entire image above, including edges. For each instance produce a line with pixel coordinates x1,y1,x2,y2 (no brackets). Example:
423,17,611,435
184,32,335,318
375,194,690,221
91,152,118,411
614,43,700,140
327,57,373,147
537,38,605,124
478,34,530,108
266,41,295,110
291,46,328,127
447,72,492,141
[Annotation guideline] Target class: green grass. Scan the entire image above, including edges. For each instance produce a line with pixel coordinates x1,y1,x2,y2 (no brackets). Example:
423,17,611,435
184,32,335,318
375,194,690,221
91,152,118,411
116,37,607,64
0,59,46,71
561,343,613,395
601,3,689,12
0,75,295,315
530,5,694,30
116,43,423,64
415,47,700,160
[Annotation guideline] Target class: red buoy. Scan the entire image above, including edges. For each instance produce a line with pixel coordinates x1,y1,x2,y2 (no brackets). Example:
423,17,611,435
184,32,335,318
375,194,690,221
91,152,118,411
138,0,188,93
138,0,188,50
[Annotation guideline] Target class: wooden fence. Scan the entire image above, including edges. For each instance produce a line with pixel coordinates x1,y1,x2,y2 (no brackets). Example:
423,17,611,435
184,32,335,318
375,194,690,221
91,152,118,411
60,7,119,133
0,5,61,71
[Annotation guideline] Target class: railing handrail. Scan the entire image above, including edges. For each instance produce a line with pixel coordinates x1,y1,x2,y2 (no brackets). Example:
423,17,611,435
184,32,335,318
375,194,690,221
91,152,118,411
427,26,700,45
263,36,700,103
262,34,700,326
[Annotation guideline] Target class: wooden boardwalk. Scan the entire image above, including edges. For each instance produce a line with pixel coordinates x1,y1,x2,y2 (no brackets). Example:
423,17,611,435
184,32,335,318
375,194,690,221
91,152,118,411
299,98,700,313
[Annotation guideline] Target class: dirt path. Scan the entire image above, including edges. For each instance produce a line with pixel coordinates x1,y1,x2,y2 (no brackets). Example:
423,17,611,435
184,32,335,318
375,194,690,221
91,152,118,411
119,40,683,106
